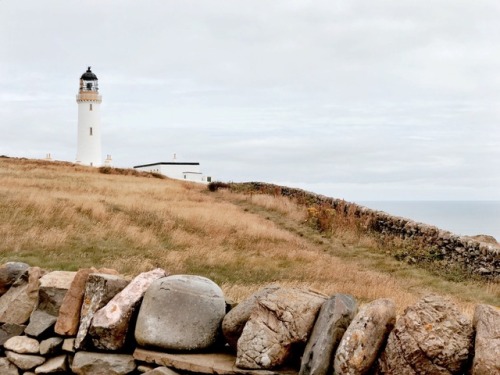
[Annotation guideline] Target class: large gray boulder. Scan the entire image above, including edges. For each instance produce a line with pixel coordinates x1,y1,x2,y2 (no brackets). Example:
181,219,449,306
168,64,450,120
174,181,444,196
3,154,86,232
0,267,45,324
90,268,167,351
71,351,136,375
471,304,500,375
222,285,280,350
74,273,129,349
334,298,396,375
299,294,357,375
235,287,327,369
0,262,30,296
378,295,473,375
135,275,226,351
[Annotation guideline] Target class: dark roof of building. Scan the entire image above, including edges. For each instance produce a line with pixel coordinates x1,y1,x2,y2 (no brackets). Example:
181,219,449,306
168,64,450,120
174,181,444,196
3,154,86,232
133,162,200,168
81,67,98,81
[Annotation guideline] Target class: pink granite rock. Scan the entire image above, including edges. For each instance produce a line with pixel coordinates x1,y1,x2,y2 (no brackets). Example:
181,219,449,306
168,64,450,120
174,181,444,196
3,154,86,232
74,273,129,350
90,268,168,351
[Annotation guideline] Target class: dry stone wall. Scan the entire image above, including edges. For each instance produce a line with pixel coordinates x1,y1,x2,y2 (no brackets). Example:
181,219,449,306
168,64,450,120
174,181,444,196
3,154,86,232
231,182,500,280
0,262,498,375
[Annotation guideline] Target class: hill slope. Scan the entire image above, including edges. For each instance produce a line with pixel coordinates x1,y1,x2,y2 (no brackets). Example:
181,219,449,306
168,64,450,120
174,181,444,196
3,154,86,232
0,157,498,312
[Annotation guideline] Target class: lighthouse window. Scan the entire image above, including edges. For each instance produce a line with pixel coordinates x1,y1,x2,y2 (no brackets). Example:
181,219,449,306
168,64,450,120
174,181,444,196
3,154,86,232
90,127,93,136
89,104,93,111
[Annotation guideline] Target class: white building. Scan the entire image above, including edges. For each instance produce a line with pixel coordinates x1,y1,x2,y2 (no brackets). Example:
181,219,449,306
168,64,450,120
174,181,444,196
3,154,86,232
76,67,102,167
134,160,212,184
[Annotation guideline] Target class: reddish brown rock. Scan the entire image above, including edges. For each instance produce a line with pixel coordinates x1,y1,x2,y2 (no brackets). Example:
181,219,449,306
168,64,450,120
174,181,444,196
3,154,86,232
54,267,118,336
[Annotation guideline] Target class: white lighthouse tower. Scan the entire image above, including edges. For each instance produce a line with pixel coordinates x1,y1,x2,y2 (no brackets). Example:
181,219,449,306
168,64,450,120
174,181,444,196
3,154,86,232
76,67,102,167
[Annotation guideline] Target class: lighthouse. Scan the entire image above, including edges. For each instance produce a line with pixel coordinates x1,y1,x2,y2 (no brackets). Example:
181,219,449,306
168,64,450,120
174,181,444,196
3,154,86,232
76,67,102,167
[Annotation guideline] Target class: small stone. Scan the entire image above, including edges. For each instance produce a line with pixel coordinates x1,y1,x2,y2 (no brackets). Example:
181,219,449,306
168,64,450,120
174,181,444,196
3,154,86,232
24,310,57,338
71,351,136,375
334,298,396,375
62,338,75,353
0,323,26,346
5,350,45,370
299,294,357,375
0,267,45,324
34,354,67,374
39,337,63,356
4,335,40,354
0,357,19,375
0,262,30,296
472,304,500,374
135,275,225,351
74,273,129,349
90,268,167,351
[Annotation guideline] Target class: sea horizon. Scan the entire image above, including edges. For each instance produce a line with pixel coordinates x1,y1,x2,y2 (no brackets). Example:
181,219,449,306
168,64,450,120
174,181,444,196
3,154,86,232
359,200,500,241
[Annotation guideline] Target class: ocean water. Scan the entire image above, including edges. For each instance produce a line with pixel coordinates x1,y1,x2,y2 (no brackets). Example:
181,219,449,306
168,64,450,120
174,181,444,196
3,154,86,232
359,201,500,241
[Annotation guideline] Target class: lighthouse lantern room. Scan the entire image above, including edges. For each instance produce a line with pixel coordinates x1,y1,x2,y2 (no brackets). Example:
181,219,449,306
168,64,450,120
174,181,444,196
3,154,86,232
76,66,102,167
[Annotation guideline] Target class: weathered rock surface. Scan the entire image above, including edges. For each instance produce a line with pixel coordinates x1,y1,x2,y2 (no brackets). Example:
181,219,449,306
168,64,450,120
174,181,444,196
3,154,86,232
74,273,129,349
0,357,19,375
34,354,67,374
90,268,167,351
0,262,30,297
39,337,63,356
378,295,473,375
334,298,396,375
235,287,327,369
143,366,181,375
299,294,357,375
36,271,76,317
134,348,294,375
54,268,96,336
62,338,75,353
54,267,119,336
0,267,45,324
135,275,226,351
222,285,280,350
71,351,136,375
4,335,40,354
25,310,57,338
0,323,26,346
5,350,45,370
471,304,500,375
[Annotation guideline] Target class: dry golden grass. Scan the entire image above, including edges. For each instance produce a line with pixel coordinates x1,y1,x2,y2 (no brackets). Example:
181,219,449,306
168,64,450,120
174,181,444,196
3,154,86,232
0,157,497,315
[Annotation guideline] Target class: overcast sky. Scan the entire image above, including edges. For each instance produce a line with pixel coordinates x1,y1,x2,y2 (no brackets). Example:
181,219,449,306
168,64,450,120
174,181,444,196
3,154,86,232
1,1,499,201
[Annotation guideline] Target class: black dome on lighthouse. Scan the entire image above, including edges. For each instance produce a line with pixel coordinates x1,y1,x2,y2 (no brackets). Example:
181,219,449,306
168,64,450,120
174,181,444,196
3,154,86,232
81,67,98,81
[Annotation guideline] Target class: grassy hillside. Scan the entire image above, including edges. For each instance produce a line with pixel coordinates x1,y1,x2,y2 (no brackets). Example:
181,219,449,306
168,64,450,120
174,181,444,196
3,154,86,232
0,157,498,313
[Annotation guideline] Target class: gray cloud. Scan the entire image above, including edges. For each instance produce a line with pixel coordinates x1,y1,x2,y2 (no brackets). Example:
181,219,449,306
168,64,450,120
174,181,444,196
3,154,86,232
1,0,499,200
